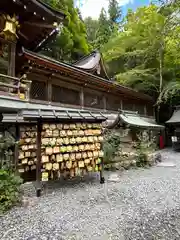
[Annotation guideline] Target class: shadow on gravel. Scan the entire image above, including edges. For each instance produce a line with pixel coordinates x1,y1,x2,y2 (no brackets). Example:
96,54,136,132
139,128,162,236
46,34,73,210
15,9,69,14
123,207,180,240
22,173,102,197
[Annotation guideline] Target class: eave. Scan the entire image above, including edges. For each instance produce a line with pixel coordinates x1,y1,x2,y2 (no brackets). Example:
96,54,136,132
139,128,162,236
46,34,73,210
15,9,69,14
21,49,154,103
0,0,66,50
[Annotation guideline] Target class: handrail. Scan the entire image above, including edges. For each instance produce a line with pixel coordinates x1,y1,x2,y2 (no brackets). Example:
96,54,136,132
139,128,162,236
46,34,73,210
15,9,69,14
0,73,32,100
0,73,20,81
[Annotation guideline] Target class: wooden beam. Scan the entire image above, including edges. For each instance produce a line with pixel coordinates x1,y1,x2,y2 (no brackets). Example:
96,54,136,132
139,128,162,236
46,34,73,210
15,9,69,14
120,100,123,110
144,105,147,116
24,21,55,29
8,42,16,77
80,87,84,109
103,95,107,111
29,67,152,106
47,81,52,102
18,31,29,41
36,121,42,197
14,124,20,171
31,67,130,98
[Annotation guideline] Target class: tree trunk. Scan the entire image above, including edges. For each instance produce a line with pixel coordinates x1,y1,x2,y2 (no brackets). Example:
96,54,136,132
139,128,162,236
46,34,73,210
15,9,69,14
159,47,163,93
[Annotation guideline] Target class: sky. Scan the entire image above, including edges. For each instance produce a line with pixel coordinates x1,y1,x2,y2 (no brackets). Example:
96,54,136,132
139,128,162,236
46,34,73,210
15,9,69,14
75,0,151,19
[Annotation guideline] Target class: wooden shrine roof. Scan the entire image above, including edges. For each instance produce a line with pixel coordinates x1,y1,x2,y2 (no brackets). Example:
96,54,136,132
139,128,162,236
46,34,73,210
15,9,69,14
73,51,109,79
103,110,164,129
166,108,180,124
21,49,154,103
0,0,66,50
2,109,107,122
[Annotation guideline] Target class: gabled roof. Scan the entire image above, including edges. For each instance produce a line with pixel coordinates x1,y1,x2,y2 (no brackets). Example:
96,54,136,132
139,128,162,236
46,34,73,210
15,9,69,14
21,49,154,102
0,0,66,50
166,109,180,124
103,110,164,129
73,51,109,79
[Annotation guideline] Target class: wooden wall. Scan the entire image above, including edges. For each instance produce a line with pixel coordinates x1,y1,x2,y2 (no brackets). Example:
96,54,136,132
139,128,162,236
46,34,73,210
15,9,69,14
28,72,154,116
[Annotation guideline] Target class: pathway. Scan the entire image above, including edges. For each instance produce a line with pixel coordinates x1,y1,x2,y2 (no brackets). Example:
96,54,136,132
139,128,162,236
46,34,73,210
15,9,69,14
1,149,180,240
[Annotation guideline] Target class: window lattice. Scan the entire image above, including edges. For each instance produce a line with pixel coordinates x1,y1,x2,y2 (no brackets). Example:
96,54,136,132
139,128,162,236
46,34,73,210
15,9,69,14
106,96,121,111
122,101,134,111
30,80,47,101
84,92,103,109
134,104,145,115
52,85,80,105
147,106,154,116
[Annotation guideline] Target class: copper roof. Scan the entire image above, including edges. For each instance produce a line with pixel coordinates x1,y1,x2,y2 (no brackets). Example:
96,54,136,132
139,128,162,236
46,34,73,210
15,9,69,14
166,109,180,124
2,109,107,122
103,111,164,129
73,51,109,79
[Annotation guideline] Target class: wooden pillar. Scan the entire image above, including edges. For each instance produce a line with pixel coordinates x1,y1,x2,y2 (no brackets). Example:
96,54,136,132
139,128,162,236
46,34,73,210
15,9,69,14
14,124,20,170
133,103,136,111
47,81,52,103
100,158,105,184
8,42,16,77
36,120,42,197
80,88,84,109
103,95,107,111
144,105,147,116
100,134,105,184
120,100,123,110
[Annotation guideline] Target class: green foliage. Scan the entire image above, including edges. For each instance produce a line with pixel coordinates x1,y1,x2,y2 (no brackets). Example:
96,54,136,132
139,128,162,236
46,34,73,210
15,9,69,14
103,132,121,163
41,0,89,62
0,137,15,153
95,8,111,50
133,129,157,167
84,17,99,49
108,0,121,23
84,0,121,51
136,150,148,167
101,3,180,104
0,169,22,213
0,136,15,170
133,138,149,167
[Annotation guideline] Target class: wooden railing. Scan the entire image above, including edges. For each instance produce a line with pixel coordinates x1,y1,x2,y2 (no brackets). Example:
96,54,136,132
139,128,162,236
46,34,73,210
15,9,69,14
0,73,31,100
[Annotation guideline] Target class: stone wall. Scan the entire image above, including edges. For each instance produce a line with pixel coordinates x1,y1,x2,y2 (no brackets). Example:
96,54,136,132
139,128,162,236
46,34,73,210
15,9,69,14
103,128,161,170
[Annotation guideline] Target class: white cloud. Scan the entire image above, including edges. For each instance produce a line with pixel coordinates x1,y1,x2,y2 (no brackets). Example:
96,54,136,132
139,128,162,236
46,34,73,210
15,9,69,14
77,0,134,19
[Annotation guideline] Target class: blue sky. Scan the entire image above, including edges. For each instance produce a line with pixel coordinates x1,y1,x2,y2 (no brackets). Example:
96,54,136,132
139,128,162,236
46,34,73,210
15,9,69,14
75,0,151,19
122,0,150,15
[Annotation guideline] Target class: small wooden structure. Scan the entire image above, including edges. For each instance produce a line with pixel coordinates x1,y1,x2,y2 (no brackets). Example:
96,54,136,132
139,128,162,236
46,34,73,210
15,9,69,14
2,109,107,196
166,106,180,150
103,110,164,154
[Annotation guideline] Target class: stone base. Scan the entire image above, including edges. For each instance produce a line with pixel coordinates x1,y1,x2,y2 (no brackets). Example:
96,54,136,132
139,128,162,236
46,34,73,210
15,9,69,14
147,152,162,165
104,152,162,171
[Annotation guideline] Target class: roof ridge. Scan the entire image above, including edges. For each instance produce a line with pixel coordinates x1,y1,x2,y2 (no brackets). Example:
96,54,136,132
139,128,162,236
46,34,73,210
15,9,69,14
73,50,99,65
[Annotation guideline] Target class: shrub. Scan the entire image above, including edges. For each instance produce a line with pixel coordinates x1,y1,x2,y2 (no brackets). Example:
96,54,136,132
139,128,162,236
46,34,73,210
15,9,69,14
133,139,149,167
0,169,23,213
136,151,148,167
103,132,121,164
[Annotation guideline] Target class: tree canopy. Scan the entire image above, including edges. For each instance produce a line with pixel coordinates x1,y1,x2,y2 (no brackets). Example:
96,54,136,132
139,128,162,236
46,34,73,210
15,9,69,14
101,2,180,104
41,0,89,62
41,0,180,106
84,0,121,50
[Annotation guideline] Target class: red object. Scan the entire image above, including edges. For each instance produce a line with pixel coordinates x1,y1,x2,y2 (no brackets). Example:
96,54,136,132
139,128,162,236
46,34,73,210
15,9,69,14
159,135,164,149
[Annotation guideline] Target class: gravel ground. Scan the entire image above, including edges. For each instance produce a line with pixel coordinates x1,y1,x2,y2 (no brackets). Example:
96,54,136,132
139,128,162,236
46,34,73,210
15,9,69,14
1,149,180,240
